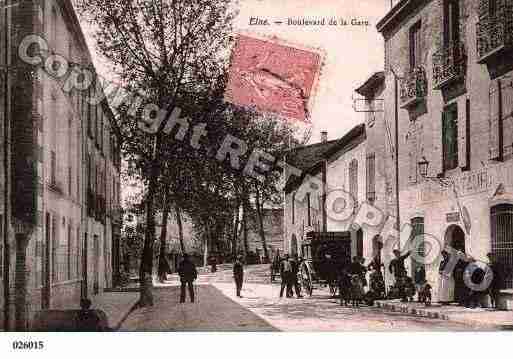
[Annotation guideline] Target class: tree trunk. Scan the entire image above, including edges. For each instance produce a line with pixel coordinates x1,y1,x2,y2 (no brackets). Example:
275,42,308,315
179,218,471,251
158,189,171,282
139,134,163,307
242,199,249,256
255,187,269,262
231,203,240,259
175,205,185,253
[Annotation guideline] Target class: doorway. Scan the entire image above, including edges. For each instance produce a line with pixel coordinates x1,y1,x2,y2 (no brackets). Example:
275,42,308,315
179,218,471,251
445,224,466,252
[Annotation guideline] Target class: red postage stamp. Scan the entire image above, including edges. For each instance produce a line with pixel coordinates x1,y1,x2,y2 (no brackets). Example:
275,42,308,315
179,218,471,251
225,34,321,123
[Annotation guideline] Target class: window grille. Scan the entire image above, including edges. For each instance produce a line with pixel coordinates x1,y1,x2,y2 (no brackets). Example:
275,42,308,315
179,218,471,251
491,204,513,289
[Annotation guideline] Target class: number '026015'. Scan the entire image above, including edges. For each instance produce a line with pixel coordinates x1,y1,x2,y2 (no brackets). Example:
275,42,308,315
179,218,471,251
12,341,44,350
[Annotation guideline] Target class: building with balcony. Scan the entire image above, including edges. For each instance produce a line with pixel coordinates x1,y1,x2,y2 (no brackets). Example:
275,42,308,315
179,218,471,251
1,0,122,330
377,0,513,309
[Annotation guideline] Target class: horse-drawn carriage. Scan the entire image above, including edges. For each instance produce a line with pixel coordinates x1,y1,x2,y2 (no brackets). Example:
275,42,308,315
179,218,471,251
298,232,352,296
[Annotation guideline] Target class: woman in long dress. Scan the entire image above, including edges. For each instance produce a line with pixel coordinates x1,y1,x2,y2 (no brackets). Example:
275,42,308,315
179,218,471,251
438,250,455,304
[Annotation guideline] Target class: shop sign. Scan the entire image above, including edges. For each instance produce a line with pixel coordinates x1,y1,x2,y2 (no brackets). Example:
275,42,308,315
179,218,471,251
446,212,460,223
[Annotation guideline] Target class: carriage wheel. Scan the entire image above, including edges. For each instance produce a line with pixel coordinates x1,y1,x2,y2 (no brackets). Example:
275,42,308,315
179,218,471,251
300,263,313,296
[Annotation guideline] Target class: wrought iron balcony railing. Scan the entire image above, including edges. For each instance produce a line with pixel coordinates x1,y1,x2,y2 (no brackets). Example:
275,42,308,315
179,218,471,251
476,4,513,63
400,66,428,108
432,40,467,90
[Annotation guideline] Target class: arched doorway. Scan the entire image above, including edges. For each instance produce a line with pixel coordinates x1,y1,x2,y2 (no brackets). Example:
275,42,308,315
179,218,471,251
444,225,466,252
443,224,466,304
291,234,298,256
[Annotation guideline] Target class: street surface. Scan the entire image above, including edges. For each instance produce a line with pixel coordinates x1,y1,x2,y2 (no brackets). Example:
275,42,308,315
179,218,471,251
121,265,490,331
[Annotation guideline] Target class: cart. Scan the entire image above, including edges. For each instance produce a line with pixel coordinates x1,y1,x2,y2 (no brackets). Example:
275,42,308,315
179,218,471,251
299,232,352,297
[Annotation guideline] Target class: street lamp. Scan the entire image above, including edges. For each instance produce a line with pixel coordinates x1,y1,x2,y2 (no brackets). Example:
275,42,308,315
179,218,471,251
417,157,453,188
418,156,429,178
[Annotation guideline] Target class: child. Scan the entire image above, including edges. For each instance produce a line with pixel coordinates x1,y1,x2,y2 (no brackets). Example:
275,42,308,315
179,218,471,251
338,268,352,306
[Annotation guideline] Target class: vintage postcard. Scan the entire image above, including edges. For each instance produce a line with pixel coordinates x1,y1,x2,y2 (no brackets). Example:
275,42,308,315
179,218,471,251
1,0,513,354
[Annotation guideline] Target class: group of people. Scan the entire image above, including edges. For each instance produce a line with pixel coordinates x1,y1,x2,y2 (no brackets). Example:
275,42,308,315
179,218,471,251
173,247,506,310
338,256,386,307
439,251,505,309
278,254,304,298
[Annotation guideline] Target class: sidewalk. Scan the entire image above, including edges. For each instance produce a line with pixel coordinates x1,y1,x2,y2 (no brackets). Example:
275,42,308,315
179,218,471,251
375,300,513,330
93,290,140,330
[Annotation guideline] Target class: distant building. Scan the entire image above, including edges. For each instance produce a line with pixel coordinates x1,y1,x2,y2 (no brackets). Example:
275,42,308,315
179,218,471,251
1,0,122,330
247,207,284,259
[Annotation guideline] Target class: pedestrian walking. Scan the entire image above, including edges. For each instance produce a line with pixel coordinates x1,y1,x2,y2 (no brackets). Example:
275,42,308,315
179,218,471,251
487,252,505,309
389,249,411,302
178,253,198,303
279,254,293,298
233,255,244,297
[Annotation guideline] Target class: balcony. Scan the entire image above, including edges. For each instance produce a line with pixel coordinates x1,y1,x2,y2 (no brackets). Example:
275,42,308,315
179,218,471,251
400,66,428,108
476,6,513,64
432,40,467,90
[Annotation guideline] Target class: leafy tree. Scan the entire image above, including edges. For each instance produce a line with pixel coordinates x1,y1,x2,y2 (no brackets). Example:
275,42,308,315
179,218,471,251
77,0,235,305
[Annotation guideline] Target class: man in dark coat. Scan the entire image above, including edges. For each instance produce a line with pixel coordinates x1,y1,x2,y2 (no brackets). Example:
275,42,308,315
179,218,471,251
178,253,197,303
487,252,505,309
280,254,293,298
389,250,411,302
289,255,303,298
233,255,244,297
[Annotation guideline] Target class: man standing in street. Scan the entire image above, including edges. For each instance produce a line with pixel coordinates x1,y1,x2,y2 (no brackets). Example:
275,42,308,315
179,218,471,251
290,255,303,298
178,253,197,303
280,254,293,298
233,255,244,297
389,249,411,302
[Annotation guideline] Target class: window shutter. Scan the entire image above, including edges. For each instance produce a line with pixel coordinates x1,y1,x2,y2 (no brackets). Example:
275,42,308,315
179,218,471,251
431,112,444,176
489,81,502,160
502,80,513,157
458,100,468,169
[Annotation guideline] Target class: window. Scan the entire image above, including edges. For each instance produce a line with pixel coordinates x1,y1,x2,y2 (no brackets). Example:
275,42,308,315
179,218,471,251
409,21,422,70
292,192,295,224
51,214,58,283
50,150,56,185
444,0,460,45
349,159,358,210
442,104,459,171
67,222,72,281
51,7,57,47
76,226,81,279
366,153,376,203
306,193,311,226
68,166,72,196
411,217,425,275
491,204,513,289
87,88,93,138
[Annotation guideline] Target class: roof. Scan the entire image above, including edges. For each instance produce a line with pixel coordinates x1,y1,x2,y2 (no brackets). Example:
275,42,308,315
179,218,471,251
283,124,366,193
355,72,385,98
376,0,427,36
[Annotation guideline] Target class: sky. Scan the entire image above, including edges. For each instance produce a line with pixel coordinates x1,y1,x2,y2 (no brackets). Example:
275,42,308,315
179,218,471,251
78,0,391,144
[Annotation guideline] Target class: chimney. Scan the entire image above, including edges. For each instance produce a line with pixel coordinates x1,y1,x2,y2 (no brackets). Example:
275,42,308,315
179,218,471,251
321,131,328,143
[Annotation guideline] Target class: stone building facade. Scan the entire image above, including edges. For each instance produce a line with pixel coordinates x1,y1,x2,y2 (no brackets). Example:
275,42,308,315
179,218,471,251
1,0,122,330
377,0,513,308
283,125,384,263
